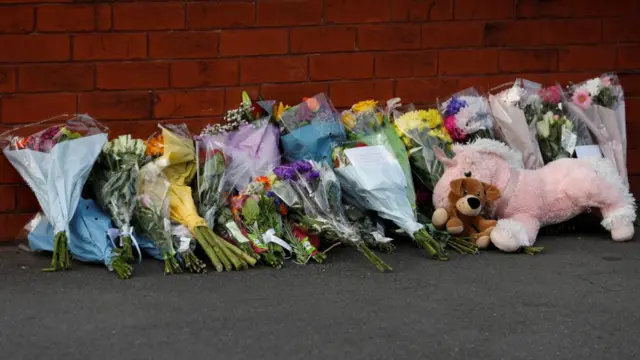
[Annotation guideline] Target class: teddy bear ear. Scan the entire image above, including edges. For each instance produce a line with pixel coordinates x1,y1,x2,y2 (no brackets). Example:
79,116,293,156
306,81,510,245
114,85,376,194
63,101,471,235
482,183,501,201
449,178,464,196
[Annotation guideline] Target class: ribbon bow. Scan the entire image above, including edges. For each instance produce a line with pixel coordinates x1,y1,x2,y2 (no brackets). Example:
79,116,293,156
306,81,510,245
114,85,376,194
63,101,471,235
107,225,142,263
262,228,292,258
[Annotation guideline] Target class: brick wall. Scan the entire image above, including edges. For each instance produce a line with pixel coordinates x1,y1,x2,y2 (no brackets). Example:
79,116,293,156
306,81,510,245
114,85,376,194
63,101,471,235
0,0,639,242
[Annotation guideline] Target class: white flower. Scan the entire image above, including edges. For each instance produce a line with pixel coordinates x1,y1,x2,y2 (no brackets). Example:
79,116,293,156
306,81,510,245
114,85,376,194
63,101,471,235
583,77,602,95
536,112,552,138
501,86,523,105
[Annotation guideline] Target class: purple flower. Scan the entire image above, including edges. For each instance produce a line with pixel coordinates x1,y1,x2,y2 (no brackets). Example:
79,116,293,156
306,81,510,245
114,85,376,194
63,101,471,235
273,166,297,180
444,97,467,117
266,191,275,198
305,170,320,182
291,160,312,174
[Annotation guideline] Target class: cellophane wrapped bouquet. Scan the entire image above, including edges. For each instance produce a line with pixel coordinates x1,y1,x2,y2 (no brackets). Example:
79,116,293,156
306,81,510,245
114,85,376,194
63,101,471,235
2,115,116,272
391,101,453,191
88,135,147,263
522,84,583,163
439,88,494,143
229,176,292,268
141,124,256,272
270,160,391,271
200,91,281,192
489,79,545,169
564,73,628,187
279,93,346,164
333,104,448,261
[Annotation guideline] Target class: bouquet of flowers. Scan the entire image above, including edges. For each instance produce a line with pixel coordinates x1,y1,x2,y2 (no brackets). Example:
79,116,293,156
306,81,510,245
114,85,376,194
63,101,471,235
270,160,392,271
88,135,147,263
344,204,395,254
439,88,494,143
489,79,545,169
279,94,346,164
342,99,417,208
141,124,256,272
200,91,281,192
521,85,580,163
564,73,628,187
332,141,447,261
392,103,453,191
2,115,108,271
280,219,326,265
229,176,291,269
26,198,133,279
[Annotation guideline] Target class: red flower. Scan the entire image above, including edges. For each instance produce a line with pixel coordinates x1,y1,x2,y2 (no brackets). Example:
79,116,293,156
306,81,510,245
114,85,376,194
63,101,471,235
354,142,368,148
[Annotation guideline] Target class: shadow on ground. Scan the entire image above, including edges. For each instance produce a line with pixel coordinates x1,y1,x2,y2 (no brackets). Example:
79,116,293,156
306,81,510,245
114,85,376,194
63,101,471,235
1,233,639,360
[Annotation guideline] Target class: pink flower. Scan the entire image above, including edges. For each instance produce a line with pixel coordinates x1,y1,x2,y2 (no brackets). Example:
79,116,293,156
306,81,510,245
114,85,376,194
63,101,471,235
601,76,612,88
539,86,562,104
553,114,559,120
572,88,592,109
444,115,466,142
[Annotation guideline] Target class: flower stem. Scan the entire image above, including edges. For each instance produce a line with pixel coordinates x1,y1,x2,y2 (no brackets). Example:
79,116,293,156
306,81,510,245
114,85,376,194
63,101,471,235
111,255,133,279
121,235,134,263
357,242,392,272
163,252,182,275
43,231,72,272
180,251,207,273
414,228,448,261
522,246,544,255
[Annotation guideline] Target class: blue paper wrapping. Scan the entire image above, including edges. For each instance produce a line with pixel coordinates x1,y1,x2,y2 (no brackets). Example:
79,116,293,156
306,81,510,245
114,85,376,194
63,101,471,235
281,122,346,164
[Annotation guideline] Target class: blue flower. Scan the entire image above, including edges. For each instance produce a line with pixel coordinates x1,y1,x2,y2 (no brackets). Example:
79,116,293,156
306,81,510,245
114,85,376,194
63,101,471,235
445,97,467,117
291,160,312,174
273,166,297,180
305,170,320,181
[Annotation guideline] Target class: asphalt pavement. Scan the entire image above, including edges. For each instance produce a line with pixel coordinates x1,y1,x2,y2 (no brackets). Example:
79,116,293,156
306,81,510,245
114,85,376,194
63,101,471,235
1,232,639,360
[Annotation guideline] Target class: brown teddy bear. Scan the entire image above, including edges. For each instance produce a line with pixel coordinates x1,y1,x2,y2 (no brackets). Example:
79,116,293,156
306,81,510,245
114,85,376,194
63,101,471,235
431,173,501,248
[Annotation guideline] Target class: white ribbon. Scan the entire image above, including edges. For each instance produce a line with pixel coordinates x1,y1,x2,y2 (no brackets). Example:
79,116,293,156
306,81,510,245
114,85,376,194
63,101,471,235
170,223,195,253
107,225,142,263
262,228,292,258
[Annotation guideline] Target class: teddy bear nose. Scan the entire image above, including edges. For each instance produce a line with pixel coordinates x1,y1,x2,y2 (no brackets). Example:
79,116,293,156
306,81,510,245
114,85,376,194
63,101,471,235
467,197,481,209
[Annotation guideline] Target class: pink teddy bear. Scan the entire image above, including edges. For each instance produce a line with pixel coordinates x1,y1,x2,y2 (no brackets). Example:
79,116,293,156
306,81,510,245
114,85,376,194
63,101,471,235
432,139,636,252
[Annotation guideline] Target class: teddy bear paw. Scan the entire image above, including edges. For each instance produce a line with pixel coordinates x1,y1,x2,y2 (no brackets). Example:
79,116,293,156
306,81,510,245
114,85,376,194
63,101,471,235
490,219,529,252
475,235,491,249
432,208,448,229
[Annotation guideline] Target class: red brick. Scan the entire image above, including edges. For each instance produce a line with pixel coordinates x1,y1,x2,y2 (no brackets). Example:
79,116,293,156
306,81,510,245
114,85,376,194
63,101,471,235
499,49,558,73
260,83,329,106
454,0,514,19
149,32,219,59
329,80,394,108
558,46,617,72
516,0,607,18
171,60,239,88
0,213,37,243
603,21,640,43
309,53,374,81
619,74,640,98
484,20,602,46
0,6,34,33
73,34,146,60
457,74,549,94
240,56,308,84
106,120,165,140
257,0,323,26
374,51,437,78
96,4,111,31
19,64,94,92
226,86,260,109
187,1,255,29
439,49,499,75
422,22,484,48
0,186,16,212
0,35,70,62
113,3,185,31
0,155,21,184
16,185,39,213
290,26,356,53
220,29,289,57
154,90,225,118
325,0,389,23
79,92,152,120
1,94,77,124
37,5,95,32
97,63,169,90
0,67,16,93
358,24,421,50
618,46,640,70
391,0,453,21
396,78,460,104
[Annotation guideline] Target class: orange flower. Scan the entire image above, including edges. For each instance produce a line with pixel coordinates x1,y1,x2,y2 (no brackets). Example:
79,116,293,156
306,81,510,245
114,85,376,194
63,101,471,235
145,134,164,157
305,97,320,112
256,176,271,190
279,203,288,216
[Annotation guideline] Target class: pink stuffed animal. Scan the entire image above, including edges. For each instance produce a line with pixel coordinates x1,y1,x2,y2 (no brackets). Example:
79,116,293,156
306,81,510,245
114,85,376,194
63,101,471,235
432,139,636,252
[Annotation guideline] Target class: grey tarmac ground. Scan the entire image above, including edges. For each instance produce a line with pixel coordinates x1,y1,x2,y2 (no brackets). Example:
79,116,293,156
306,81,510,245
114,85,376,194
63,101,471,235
1,232,639,360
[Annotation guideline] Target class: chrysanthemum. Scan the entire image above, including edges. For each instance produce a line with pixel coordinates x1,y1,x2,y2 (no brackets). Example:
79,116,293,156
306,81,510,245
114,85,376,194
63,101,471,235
352,100,378,113
572,88,592,109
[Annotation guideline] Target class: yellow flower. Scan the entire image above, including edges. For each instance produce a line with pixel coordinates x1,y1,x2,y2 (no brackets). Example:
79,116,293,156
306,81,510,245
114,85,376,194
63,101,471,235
396,111,426,131
428,128,453,144
275,102,290,121
352,100,378,114
420,109,443,129
342,111,356,130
